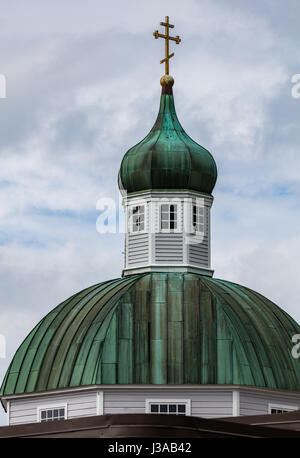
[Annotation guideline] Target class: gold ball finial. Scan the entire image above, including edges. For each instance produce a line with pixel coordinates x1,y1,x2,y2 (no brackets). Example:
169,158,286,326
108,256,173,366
160,75,174,87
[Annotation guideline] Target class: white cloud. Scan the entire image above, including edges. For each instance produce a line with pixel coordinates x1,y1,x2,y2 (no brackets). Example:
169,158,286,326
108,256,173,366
213,235,300,323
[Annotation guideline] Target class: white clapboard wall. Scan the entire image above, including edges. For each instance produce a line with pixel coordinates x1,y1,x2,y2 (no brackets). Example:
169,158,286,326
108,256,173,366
123,191,213,275
6,387,300,425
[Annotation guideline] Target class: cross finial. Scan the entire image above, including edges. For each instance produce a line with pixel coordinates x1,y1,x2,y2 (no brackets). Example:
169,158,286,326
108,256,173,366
153,16,181,76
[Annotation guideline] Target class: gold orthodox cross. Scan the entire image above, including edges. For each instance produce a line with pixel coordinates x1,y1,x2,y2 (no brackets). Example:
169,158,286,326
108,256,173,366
153,16,181,75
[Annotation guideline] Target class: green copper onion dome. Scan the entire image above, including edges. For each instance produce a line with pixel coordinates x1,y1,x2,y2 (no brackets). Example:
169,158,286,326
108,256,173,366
2,272,300,395
119,76,217,195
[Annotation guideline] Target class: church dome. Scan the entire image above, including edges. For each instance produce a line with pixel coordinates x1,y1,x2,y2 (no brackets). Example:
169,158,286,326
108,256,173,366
118,78,217,195
2,272,300,396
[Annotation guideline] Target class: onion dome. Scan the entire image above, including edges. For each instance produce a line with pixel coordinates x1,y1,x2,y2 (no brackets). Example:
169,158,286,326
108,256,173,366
2,272,300,395
119,76,217,195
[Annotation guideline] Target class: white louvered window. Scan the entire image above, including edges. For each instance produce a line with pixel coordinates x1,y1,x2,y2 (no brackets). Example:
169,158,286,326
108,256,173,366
131,205,145,232
269,404,297,415
161,204,177,230
192,205,204,233
39,406,66,422
146,399,191,416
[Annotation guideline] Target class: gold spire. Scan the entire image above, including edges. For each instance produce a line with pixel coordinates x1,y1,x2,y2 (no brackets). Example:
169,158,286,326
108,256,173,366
153,16,181,76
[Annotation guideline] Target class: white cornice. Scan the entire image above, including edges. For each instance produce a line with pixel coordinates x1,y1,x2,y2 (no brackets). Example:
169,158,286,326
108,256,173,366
122,265,214,277
122,190,214,206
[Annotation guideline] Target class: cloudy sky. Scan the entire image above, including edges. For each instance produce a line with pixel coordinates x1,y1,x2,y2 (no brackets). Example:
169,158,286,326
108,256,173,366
1,0,300,425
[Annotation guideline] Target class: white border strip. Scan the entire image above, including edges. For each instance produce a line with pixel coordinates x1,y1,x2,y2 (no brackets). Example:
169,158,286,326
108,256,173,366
232,390,240,416
96,391,104,415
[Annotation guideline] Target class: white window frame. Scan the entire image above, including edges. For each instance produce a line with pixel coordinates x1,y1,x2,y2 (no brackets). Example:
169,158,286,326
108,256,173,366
129,204,146,233
268,403,298,414
160,203,178,232
37,403,68,423
192,204,205,234
145,399,191,416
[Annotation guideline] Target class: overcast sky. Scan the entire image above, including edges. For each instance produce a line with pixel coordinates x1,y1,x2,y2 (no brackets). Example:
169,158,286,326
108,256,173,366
1,0,300,425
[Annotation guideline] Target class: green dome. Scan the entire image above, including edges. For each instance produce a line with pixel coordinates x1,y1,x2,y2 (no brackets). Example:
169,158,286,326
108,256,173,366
119,85,217,194
2,273,300,396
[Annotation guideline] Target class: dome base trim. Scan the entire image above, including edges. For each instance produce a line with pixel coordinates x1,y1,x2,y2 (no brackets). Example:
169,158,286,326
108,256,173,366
121,189,214,200
122,265,214,277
